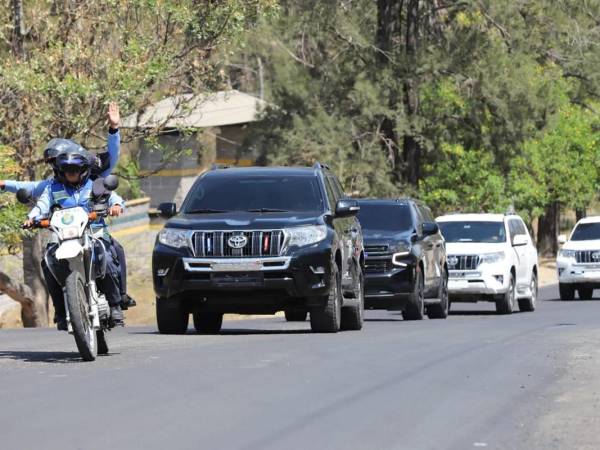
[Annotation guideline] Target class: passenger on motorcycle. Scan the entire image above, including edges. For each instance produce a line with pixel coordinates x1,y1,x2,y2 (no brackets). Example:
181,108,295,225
24,150,126,330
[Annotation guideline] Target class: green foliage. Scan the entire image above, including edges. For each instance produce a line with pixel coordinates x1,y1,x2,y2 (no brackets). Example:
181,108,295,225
0,145,26,251
420,144,510,216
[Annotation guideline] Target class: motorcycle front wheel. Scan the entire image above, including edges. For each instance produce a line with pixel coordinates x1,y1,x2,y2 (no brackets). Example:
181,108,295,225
65,271,97,361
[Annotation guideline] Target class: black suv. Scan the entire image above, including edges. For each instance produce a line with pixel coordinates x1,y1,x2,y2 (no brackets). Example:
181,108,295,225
153,163,365,334
357,199,448,319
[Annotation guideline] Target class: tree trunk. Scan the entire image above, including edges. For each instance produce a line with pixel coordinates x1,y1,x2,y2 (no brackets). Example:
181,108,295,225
537,201,559,257
576,208,586,222
11,0,25,57
21,234,50,326
402,0,421,186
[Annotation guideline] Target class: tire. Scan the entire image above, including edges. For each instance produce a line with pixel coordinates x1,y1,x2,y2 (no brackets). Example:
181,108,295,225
518,271,537,312
496,273,516,314
559,283,575,301
284,310,308,322
65,271,97,362
341,271,364,331
427,269,449,319
404,268,425,320
193,312,223,334
310,264,342,333
156,297,189,334
97,330,109,355
578,287,593,300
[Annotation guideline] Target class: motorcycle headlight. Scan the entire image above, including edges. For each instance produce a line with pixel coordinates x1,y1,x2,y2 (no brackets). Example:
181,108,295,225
284,225,327,249
158,228,193,249
59,226,80,240
480,252,505,264
558,249,576,259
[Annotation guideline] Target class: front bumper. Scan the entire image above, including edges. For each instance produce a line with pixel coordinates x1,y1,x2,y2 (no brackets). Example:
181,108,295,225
364,264,414,310
557,258,600,286
152,241,333,312
448,266,510,298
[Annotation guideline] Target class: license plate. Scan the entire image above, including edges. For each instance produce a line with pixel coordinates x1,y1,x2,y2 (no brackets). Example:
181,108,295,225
211,261,262,272
450,271,481,279
211,273,264,287
450,280,469,289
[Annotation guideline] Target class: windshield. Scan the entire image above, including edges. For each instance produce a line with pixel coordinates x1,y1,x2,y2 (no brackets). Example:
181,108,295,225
358,203,414,233
571,223,600,241
438,221,506,243
183,174,325,213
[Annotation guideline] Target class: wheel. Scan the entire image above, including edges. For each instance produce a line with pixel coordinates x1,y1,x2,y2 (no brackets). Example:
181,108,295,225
193,312,223,334
578,287,593,300
156,297,189,334
427,269,449,319
559,283,575,301
496,273,516,314
65,271,97,361
97,330,109,355
340,270,364,331
310,264,341,333
284,310,308,322
518,271,537,312
404,268,425,320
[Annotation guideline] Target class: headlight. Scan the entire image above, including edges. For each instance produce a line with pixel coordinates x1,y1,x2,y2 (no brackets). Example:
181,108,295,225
558,249,576,259
284,225,327,248
59,226,80,240
158,228,192,249
480,252,505,264
392,248,411,266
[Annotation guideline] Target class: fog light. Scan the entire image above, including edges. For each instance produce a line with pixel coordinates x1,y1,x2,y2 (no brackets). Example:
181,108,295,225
157,268,169,277
494,275,503,284
310,266,325,274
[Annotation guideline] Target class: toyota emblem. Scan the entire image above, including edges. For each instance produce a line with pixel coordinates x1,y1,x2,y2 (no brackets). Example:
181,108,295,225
447,256,459,267
228,234,248,249
592,251,600,261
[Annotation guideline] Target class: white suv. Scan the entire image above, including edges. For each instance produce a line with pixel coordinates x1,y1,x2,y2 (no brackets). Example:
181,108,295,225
436,214,539,314
557,216,600,300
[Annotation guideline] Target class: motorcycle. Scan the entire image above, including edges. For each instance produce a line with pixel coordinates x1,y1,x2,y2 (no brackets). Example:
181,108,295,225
17,175,120,361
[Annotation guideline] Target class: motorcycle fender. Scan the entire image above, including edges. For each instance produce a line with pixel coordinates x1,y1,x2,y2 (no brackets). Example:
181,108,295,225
55,240,84,260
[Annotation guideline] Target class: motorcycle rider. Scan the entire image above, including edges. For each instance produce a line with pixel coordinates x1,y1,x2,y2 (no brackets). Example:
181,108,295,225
0,102,136,310
24,150,126,329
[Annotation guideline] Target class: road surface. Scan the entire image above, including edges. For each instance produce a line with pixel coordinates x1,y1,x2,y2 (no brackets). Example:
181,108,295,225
1,285,599,450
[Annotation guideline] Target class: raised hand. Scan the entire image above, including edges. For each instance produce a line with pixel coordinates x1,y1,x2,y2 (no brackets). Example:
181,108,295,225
107,102,120,129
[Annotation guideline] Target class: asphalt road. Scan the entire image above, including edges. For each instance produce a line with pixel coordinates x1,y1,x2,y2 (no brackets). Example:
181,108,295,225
1,285,599,450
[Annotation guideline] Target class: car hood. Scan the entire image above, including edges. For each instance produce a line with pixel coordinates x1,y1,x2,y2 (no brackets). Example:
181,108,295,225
445,242,507,255
562,239,600,251
165,211,323,231
362,230,412,250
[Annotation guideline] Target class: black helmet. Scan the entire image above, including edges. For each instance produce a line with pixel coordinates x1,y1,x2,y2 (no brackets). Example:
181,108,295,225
56,151,92,186
44,138,86,163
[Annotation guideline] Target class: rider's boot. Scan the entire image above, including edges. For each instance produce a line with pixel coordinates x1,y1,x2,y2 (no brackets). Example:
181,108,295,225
110,305,125,327
55,317,68,331
120,294,137,310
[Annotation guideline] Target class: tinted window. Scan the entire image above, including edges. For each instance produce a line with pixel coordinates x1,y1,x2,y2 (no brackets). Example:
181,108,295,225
571,223,600,241
357,203,414,233
323,177,337,210
184,175,325,213
438,221,507,243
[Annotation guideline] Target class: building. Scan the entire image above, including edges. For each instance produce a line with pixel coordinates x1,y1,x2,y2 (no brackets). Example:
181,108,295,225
122,90,267,207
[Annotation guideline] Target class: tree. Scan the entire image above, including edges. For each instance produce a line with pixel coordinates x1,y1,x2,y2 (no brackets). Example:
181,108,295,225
0,0,277,326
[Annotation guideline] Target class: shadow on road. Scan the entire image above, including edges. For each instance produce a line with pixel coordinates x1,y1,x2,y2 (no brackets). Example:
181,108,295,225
128,328,313,336
0,350,82,364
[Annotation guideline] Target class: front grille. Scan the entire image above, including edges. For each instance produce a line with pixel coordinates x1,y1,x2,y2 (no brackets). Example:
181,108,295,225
193,231,284,257
447,255,480,271
365,259,392,273
365,245,389,255
575,250,600,264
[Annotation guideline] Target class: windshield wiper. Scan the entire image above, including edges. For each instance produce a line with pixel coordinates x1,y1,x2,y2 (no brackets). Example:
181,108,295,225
186,208,229,214
245,208,289,213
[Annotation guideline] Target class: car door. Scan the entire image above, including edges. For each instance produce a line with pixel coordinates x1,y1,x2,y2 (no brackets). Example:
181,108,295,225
415,205,436,288
508,218,529,288
332,176,361,272
324,175,351,284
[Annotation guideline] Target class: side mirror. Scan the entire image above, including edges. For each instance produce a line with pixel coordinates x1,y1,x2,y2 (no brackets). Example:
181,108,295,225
16,188,32,205
513,234,528,246
103,175,119,191
335,199,360,218
558,234,567,245
158,202,177,218
422,222,439,236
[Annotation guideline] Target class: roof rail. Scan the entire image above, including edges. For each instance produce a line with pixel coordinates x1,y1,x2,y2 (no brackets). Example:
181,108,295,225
210,163,230,170
312,161,330,170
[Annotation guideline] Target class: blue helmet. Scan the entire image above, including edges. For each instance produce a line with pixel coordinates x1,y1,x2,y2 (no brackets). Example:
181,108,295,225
56,150,92,186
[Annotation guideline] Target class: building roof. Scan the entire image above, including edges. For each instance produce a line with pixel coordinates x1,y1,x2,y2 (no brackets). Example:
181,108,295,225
122,90,268,129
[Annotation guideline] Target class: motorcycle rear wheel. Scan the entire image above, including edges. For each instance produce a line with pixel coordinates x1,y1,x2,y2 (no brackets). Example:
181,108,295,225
65,271,97,361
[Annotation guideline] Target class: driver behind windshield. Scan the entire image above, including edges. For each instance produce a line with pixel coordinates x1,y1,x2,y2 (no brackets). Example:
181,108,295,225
25,150,126,329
